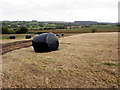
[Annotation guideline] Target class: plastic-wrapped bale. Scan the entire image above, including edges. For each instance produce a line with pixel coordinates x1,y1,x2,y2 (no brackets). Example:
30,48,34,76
25,35,31,39
9,35,15,39
56,34,60,36
61,34,64,36
32,33,59,52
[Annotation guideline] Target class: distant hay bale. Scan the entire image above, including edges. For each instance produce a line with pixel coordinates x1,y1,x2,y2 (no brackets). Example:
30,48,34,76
56,34,61,36
61,34,64,36
9,35,15,39
91,28,97,33
32,32,59,52
25,35,31,39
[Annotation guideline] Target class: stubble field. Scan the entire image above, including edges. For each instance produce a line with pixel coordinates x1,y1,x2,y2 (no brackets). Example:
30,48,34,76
2,32,119,88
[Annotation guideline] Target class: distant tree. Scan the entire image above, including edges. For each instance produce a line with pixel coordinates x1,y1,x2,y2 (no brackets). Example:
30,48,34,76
2,26,9,34
8,30,16,34
16,27,28,34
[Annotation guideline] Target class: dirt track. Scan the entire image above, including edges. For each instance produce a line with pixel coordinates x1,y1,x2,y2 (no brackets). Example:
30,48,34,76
1,40,32,55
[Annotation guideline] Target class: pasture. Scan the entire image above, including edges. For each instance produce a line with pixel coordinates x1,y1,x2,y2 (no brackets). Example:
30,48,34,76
2,32,119,88
29,25,118,33
1,25,118,44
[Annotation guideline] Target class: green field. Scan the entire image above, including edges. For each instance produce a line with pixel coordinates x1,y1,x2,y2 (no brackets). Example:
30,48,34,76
1,25,118,40
29,25,118,33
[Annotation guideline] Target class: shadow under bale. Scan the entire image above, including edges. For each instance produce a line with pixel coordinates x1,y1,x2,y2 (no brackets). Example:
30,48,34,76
9,35,15,39
32,32,59,52
25,35,31,39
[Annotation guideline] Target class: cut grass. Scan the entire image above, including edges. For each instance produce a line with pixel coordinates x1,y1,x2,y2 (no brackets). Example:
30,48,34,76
103,62,120,66
45,58,56,63
2,32,118,88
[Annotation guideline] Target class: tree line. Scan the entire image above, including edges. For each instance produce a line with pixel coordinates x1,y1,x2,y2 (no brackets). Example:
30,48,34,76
2,26,28,34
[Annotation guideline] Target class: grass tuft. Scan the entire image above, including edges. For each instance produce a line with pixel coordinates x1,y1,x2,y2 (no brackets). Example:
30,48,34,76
103,62,120,66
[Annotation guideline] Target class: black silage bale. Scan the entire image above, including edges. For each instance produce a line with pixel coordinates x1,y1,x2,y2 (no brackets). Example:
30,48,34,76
9,35,15,39
61,34,64,36
32,32,59,52
56,34,61,36
25,35,31,39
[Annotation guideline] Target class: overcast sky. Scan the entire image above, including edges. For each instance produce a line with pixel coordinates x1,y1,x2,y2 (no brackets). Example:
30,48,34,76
0,0,119,22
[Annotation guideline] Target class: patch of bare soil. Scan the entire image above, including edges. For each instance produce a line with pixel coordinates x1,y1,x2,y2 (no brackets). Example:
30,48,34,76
2,32,119,88
1,40,32,55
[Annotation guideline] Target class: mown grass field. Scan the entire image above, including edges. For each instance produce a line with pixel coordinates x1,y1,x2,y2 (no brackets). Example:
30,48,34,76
2,32,119,88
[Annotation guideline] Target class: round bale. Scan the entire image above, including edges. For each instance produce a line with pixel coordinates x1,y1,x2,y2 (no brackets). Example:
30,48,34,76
61,34,64,36
32,32,59,52
25,35,31,39
9,35,15,39
56,34,61,36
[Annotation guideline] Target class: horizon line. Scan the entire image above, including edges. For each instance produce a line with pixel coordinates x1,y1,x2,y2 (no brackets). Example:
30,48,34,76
1,20,118,23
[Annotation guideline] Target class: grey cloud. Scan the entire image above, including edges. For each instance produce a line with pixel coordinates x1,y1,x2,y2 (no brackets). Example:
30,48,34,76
0,0,119,22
